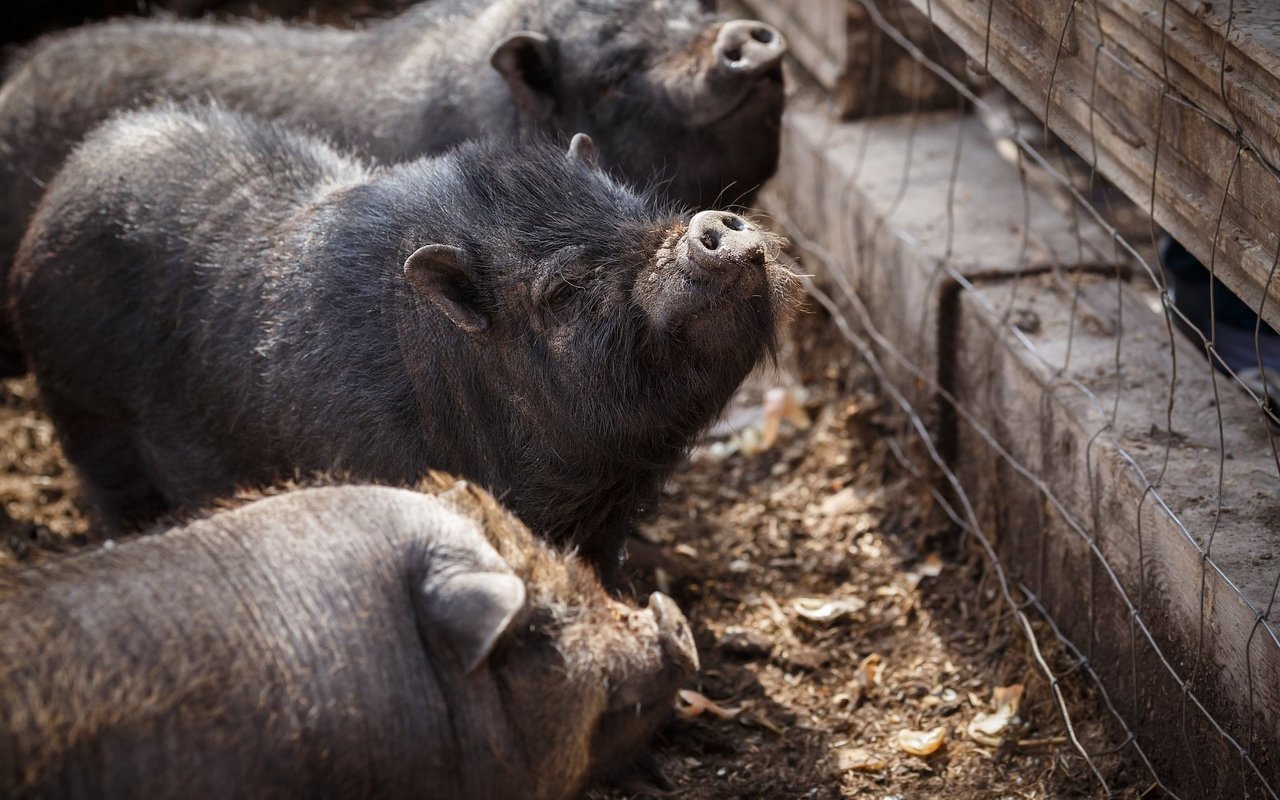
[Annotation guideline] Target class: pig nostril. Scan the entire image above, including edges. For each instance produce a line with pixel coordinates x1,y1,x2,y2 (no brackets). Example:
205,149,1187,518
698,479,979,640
723,45,742,63
750,28,774,44
700,229,721,251
723,214,746,231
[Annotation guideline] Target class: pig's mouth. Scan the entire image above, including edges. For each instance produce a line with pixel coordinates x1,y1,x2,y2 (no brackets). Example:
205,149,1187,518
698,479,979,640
638,229,758,333
699,63,785,127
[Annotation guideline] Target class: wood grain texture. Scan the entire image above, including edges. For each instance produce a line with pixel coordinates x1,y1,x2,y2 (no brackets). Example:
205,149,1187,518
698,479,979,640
743,0,968,116
906,0,1280,332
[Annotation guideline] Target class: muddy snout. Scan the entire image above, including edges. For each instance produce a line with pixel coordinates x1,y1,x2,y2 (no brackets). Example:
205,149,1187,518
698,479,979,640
608,593,698,714
649,591,699,678
686,210,768,275
714,19,786,78
635,211,778,338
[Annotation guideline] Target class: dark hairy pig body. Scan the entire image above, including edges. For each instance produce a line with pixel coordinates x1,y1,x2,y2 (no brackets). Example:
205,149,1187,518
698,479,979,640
0,0,787,374
0,480,698,799
10,104,797,571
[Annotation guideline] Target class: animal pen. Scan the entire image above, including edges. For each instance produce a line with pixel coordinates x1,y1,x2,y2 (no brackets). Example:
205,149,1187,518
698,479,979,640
739,0,1280,796
1,0,1278,797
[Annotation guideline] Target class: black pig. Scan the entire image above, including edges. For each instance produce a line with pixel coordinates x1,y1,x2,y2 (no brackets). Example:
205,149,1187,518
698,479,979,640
0,478,699,799
11,104,797,570
0,0,787,374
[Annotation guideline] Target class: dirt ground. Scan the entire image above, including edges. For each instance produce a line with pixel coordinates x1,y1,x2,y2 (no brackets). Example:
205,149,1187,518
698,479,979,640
0,303,1151,798
580,305,1153,799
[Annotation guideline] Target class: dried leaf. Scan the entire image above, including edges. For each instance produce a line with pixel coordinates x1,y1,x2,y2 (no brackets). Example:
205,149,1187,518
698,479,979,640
967,683,1024,747
831,689,862,710
792,595,866,623
992,683,1024,712
676,689,741,720
858,653,884,687
967,708,1014,747
817,487,861,517
897,725,947,757
917,552,944,577
834,746,886,773
761,387,811,448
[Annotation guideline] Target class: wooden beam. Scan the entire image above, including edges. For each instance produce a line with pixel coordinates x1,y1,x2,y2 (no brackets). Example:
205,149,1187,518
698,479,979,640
904,0,1280,333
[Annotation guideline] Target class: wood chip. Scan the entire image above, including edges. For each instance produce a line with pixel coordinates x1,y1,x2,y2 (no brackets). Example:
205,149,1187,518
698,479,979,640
792,594,866,623
897,725,947,757
834,746,887,773
676,689,741,720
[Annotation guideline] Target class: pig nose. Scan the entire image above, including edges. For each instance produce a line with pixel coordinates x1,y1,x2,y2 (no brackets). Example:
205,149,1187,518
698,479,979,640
686,210,765,271
714,19,786,76
649,592,699,675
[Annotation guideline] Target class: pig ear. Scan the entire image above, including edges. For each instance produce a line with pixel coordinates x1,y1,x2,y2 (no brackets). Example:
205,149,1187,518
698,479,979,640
420,571,527,674
489,31,557,123
566,133,598,167
404,244,488,334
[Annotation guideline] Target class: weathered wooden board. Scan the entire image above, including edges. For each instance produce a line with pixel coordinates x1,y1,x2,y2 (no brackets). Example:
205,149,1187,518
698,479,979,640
904,0,1280,333
762,108,1121,408
742,0,968,117
954,275,1280,796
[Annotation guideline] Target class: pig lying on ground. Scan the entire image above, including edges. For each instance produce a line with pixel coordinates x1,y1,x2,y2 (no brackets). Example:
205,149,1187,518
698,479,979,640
11,104,798,571
0,0,787,374
0,478,699,800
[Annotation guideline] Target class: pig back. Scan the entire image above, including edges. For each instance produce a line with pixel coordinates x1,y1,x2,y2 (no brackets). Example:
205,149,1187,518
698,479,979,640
0,486,476,800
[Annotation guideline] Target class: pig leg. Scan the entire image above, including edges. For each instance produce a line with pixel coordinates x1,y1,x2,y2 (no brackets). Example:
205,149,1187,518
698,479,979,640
0,338,26,378
0,252,25,377
576,511,633,588
0,319,23,378
41,390,167,531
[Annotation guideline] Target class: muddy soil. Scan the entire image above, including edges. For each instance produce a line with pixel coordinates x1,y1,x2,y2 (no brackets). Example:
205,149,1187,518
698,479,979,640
580,305,1151,799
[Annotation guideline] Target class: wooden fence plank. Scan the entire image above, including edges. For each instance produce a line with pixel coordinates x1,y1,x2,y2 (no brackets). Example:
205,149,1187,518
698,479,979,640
905,0,1280,332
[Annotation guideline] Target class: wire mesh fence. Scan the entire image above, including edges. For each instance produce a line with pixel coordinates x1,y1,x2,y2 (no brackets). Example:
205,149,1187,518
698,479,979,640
757,0,1280,796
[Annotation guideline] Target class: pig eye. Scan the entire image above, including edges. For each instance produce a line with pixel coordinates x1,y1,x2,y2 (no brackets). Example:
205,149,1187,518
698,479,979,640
547,280,581,311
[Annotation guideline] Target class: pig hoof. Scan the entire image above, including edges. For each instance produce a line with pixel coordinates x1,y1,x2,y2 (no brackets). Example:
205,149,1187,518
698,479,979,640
602,752,676,796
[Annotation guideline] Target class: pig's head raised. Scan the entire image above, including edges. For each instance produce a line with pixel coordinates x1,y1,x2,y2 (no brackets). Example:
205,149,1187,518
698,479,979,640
395,136,799,567
417,477,699,797
488,0,786,209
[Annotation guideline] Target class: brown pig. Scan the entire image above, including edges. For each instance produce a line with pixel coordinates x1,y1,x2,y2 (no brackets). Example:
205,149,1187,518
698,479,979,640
0,479,698,799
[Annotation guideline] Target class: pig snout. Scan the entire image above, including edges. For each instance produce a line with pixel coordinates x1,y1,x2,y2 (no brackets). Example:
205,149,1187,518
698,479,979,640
686,210,767,274
648,591,699,677
606,593,699,714
659,18,786,128
634,210,776,337
713,20,786,78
